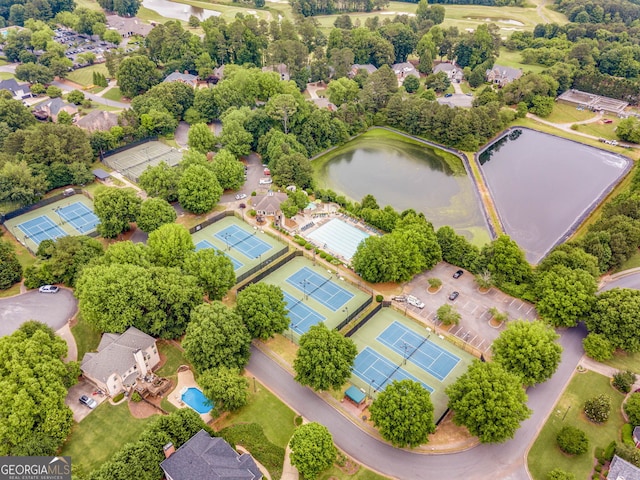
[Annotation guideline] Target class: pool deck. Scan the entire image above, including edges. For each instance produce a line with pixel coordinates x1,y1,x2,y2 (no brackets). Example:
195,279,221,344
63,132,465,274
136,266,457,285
167,369,212,424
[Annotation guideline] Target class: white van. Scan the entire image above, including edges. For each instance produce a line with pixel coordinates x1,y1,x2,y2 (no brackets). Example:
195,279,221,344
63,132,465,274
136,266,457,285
259,178,273,185
407,295,425,309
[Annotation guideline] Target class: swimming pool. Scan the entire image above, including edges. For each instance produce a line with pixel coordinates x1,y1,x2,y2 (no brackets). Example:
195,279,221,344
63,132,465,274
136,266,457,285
307,218,371,260
181,387,212,414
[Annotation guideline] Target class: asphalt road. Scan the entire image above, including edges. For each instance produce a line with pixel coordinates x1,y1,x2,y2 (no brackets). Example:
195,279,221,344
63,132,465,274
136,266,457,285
0,289,78,337
247,324,586,480
600,272,640,291
52,80,130,109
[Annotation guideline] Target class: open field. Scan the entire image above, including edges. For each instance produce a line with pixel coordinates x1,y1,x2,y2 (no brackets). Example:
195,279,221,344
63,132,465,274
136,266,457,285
67,64,110,86
527,370,626,480
574,117,620,140
102,87,123,102
545,102,597,124
496,48,545,74
603,351,640,374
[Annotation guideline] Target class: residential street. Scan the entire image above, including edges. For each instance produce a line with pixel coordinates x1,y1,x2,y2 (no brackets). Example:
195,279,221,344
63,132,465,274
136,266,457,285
52,79,130,109
247,324,586,480
0,288,77,336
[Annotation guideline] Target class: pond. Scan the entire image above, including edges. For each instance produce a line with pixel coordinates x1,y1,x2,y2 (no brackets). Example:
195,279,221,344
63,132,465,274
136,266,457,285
142,0,221,21
313,129,490,246
479,128,631,263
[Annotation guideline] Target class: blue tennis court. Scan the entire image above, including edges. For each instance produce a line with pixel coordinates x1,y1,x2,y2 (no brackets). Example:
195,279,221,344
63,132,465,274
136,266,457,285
286,267,354,311
56,202,99,234
214,225,272,259
17,216,67,245
353,347,433,393
283,291,326,335
308,218,370,259
195,240,243,270
377,321,460,381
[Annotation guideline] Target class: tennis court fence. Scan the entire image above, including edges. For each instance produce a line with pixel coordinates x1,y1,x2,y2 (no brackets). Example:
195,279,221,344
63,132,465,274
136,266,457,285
335,296,373,332
345,303,383,337
99,136,158,160
236,250,301,293
1,188,88,224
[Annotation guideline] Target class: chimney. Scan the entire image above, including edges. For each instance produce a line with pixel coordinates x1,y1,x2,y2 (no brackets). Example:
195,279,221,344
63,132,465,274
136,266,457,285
133,349,149,376
163,443,175,459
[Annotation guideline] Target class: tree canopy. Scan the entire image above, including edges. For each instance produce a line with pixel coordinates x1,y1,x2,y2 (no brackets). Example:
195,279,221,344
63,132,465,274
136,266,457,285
178,164,223,214
137,197,177,233
446,360,531,443
199,366,248,412
369,379,436,448
235,283,290,340
147,223,194,268
0,240,23,290
289,422,337,480
183,249,235,301
586,288,640,353
293,323,357,391
94,187,141,238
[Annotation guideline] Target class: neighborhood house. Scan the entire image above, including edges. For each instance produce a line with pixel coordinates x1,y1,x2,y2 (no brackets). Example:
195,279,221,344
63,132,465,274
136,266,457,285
485,65,523,87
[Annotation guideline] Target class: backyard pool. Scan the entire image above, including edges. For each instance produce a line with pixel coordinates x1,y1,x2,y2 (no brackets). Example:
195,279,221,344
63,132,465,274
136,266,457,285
181,387,212,414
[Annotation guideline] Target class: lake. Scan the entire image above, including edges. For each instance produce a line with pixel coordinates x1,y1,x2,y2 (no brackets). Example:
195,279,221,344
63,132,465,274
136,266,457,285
479,128,631,263
313,129,490,246
142,0,221,21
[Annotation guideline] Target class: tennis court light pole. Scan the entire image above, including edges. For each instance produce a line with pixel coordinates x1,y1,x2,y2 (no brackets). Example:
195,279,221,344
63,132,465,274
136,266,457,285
300,279,309,300
402,342,409,365
343,306,349,320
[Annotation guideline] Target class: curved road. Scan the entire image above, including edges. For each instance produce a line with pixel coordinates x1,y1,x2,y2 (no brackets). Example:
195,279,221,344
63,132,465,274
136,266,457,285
247,324,587,480
600,271,640,291
0,289,77,337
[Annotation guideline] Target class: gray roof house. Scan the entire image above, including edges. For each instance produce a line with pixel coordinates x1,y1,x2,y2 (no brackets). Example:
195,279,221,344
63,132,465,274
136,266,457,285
75,110,119,132
164,71,198,88
634,425,640,448
349,64,377,77
253,192,288,217
433,62,463,83
486,65,522,87
33,97,77,122
106,15,153,37
161,430,262,480
81,327,160,397
608,455,640,480
0,78,32,100
391,62,419,85
261,63,290,81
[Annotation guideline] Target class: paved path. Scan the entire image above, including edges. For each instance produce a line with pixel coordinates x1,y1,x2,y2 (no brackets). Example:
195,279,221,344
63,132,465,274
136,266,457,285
599,269,640,291
0,289,78,337
247,324,586,480
52,79,130,109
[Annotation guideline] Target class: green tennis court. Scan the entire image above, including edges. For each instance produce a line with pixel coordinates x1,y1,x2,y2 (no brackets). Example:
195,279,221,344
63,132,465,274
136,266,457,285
349,308,475,421
258,256,371,342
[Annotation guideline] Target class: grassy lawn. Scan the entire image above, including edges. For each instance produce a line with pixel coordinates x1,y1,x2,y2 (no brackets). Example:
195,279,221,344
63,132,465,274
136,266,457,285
603,351,640,374
545,102,596,124
496,48,545,74
71,314,102,361
319,465,390,480
156,341,189,378
61,402,156,475
0,72,15,80
88,85,105,94
527,370,627,480
102,87,123,102
574,117,620,140
616,251,640,271
73,0,102,11
67,64,110,87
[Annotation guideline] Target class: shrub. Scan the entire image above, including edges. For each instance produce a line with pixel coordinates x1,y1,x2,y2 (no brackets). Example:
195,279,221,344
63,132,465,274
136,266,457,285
595,446,605,463
131,391,142,402
249,209,256,217
624,393,640,426
556,426,589,455
251,191,257,196
319,252,327,259
585,394,612,423
582,333,614,361
623,424,635,445
376,294,383,302
548,469,576,480
113,392,124,402
304,243,313,250
613,370,638,394
427,278,442,289
604,441,616,461
595,464,602,473
437,304,461,326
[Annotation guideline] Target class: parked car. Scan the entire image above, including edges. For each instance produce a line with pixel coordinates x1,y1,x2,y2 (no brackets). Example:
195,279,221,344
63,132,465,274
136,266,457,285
39,285,59,293
453,270,464,279
79,395,98,409
263,168,271,175
444,93,453,98
259,178,273,185
392,295,407,302
407,295,425,309
235,193,247,200
448,291,460,301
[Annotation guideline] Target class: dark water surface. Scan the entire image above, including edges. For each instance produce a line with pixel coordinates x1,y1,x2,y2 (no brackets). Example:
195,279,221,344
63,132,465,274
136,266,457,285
479,128,631,263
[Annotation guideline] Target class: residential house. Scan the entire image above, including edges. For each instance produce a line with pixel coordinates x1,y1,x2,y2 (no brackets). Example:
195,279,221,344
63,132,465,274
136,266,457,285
634,426,640,448
106,15,153,38
311,97,336,111
486,65,522,87
253,192,288,217
607,455,640,480
75,110,119,132
33,97,77,122
0,78,32,100
81,326,160,397
349,64,377,77
161,430,263,480
433,62,463,83
391,62,419,85
261,63,290,81
164,71,198,88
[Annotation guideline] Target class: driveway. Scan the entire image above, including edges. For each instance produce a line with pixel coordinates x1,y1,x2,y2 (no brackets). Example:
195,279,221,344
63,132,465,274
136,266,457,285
248,324,586,480
599,270,640,291
66,378,108,422
401,262,538,352
437,93,473,108
219,152,269,206
0,289,77,337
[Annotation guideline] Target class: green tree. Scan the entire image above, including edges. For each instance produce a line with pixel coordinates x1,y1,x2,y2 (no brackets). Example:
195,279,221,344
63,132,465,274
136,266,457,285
492,320,562,386
403,75,420,93
95,241,150,268
199,366,248,412
369,380,435,448
624,393,640,427
556,426,589,455
0,160,48,207
613,370,637,394
293,323,357,391
0,95,35,132
183,249,235,301
0,240,22,290
436,226,480,273
137,197,177,233
187,123,216,154
116,56,162,98
139,162,181,202
478,234,532,295
547,469,576,480
178,165,222,214
56,110,72,125
289,423,337,480
147,223,194,268
66,90,85,105
587,288,640,353
436,304,460,326
271,152,314,189
446,361,531,443
327,77,360,106
219,120,252,157
183,302,251,372
584,394,611,423
211,149,244,190
537,244,600,279
15,62,54,84
266,94,298,134
582,333,614,361
236,283,289,340
94,187,141,238
616,117,640,143
281,198,299,218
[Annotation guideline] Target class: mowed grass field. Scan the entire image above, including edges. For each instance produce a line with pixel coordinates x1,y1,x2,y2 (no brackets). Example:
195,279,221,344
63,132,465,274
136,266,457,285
67,63,110,86
527,370,627,480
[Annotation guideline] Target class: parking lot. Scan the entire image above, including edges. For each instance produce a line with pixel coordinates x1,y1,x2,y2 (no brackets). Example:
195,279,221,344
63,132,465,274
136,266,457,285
66,378,108,422
54,28,118,70
397,262,538,353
